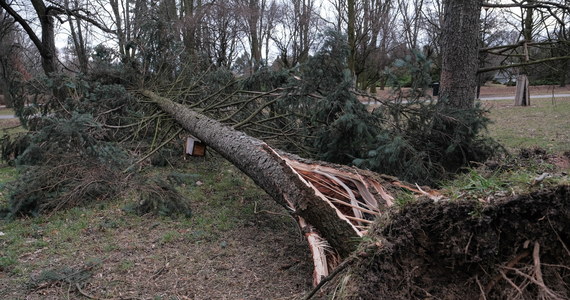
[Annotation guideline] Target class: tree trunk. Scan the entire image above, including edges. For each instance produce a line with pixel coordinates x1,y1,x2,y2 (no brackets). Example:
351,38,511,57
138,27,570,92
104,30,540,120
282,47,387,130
561,59,568,87
247,0,262,72
141,90,441,283
30,0,58,75
0,0,58,75
142,90,360,257
0,77,12,107
439,0,482,109
514,74,530,106
347,0,356,78
515,4,533,106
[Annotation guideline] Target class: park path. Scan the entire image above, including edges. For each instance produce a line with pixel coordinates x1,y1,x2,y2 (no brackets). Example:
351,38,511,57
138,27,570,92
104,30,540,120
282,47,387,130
480,93,570,100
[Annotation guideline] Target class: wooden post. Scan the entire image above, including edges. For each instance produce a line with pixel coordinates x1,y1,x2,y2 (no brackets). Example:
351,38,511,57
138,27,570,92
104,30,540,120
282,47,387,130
514,74,530,106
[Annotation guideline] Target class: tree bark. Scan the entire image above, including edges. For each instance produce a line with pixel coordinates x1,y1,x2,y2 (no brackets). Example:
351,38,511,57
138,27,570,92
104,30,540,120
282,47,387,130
246,0,262,72
514,74,530,106
0,0,58,75
143,90,444,284
515,3,534,106
141,90,362,257
439,0,483,109
347,0,356,77
30,0,58,75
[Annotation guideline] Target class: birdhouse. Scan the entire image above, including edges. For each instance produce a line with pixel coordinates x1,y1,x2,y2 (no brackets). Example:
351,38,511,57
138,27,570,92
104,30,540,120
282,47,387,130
185,136,206,156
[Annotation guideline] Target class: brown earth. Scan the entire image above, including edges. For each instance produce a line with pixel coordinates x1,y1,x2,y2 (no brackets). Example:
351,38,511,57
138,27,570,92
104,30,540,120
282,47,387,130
0,198,314,299
321,184,570,299
0,161,315,299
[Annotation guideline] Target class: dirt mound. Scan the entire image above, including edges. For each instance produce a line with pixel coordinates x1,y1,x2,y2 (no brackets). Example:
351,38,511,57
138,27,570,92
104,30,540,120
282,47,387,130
329,185,570,299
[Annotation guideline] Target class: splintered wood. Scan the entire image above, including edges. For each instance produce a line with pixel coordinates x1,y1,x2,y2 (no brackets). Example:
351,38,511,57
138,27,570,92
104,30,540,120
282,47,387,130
287,159,390,232
284,157,441,232
282,156,440,285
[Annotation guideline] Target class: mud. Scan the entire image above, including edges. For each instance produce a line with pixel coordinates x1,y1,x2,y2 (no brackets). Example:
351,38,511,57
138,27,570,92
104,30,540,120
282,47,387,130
327,185,570,299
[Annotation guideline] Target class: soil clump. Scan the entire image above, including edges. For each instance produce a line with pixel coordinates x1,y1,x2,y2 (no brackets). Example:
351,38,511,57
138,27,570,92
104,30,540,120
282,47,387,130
328,185,570,299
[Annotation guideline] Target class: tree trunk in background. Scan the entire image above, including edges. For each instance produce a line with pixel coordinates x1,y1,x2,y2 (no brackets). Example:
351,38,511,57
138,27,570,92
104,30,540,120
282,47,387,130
66,0,89,74
0,0,58,76
515,2,533,106
347,0,356,78
246,0,262,71
439,0,482,109
514,74,530,106
0,78,12,107
561,59,568,87
30,0,58,75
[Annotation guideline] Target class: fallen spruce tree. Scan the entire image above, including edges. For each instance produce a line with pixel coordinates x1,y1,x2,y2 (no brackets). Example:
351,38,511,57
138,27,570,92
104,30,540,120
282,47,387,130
140,90,441,285
140,90,570,299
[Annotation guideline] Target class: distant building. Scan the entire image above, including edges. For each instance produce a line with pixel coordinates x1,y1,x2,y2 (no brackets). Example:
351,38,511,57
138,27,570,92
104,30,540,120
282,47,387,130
493,69,516,84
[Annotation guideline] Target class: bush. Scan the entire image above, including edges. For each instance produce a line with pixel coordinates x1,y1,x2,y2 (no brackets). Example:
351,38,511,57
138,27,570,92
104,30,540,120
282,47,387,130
6,113,128,217
2,76,191,218
236,33,499,185
124,176,191,218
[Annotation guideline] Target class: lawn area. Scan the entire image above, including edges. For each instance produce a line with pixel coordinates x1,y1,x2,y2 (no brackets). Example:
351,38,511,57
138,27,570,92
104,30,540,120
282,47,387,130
0,108,14,116
0,108,24,136
0,160,312,299
483,97,570,153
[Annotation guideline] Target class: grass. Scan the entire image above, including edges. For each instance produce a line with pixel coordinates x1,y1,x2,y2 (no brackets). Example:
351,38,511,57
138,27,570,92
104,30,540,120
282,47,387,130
0,108,15,116
1,158,302,298
0,108,25,136
483,97,570,152
440,149,570,202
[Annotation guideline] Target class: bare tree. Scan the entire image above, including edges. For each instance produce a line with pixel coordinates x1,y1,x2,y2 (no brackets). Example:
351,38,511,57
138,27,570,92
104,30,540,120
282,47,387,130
331,0,396,90
272,0,321,68
355,0,395,91
0,6,19,106
0,0,59,75
64,0,90,74
477,1,570,105
397,0,424,51
236,0,278,72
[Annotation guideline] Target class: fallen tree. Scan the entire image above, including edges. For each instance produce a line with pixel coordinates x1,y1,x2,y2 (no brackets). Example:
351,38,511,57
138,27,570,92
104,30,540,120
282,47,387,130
140,90,440,284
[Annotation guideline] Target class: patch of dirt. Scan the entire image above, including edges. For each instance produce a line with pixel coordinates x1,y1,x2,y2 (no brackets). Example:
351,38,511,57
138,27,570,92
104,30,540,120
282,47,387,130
325,185,570,299
516,147,570,172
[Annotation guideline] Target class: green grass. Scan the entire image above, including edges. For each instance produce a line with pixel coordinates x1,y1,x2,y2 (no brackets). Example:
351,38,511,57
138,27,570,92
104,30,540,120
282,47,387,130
0,159,270,280
483,97,570,152
441,161,570,202
0,166,16,210
0,108,15,116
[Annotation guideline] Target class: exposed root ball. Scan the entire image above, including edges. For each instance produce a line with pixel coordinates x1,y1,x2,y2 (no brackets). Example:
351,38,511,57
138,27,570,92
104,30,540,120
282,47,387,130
332,185,570,299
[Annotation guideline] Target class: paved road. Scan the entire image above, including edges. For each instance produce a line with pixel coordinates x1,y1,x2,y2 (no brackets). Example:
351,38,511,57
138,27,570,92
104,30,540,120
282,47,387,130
0,115,16,119
479,93,570,101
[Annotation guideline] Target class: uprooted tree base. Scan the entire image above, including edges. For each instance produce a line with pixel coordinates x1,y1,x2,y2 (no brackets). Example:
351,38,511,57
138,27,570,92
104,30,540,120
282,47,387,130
325,184,570,299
